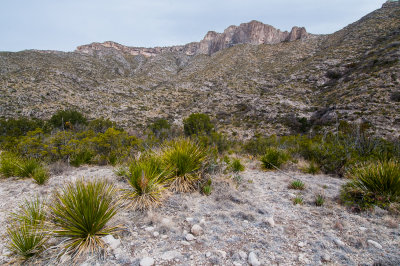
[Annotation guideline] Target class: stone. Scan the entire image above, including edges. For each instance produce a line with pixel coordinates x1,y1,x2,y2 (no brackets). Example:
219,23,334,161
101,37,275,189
102,235,121,250
153,231,159,237
265,216,275,227
206,252,212,258
248,252,261,266
145,226,155,232
140,257,155,266
185,233,195,241
367,240,383,249
298,241,306,247
186,217,194,223
333,238,345,248
217,250,227,259
191,224,203,236
161,250,181,260
233,262,242,266
321,254,331,262
239,250,247,260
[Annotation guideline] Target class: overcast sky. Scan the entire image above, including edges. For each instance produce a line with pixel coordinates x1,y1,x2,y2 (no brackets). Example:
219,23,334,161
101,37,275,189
0,0,384,52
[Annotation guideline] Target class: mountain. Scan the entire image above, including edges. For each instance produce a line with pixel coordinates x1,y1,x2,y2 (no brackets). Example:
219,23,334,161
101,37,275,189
76,21,309,56
0,3,399,138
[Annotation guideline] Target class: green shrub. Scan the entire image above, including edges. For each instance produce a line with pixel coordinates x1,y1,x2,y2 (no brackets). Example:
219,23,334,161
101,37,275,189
300,161,320,174
12,198,46,226
162,138,207,192
124,157,167,210
183,113,214,136
88,117,118,133
50,179,120,258
0,152,21,178
70,150,93,167
230,158,245,172
288,180,305,190
16,159,41,178
49,109,88,130
293,196,304,205
149,118,171,139
0,117,46,138
260,147,289,170
346,160,400,202
202,179,212,196
31,166,50,185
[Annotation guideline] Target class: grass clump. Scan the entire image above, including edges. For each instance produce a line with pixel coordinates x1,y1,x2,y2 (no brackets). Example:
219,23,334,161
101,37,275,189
202,178,212,196
300,161,320,175
341,160,400,210
315,194,325,206
7,198,47,260
50,179,120,258
230,158,245,172
123,157,167,211
260,147,289,170
0,152,21,178
292,195,304,205
288,180,305,190
162,138,207,192
31,166,50,185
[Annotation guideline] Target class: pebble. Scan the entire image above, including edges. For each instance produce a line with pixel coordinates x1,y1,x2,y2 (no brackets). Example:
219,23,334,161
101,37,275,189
191,224,203,236
206,252,212,258
181,241,190,246
321,254,331,262
239,250,247,260
102,235,121,250
233,262,242,266
217,250,227,259
248,252,261,266
333,238,345,248
145,226,155,232
161,250,181,260
153,231,159,237
359,227,367,232
140,257,155,266
186,217,194,223
265,216,275,227
185,233,195,241
298,241,306,248
367,240,383,249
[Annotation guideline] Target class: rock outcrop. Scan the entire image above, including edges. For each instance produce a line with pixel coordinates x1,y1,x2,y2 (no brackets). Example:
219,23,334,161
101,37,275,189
76,21,309,56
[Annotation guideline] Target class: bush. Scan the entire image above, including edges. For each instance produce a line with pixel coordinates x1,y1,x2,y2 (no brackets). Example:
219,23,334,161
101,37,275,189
202,178,212,196
230,158,245,172
292,196,304,205
16,159,41,178
149,118,171,140
162,138,207,192
88,117,119,133
124,156,167,210
49,109,88,130
50,179,120,258
345,160,400,202
315,194,325,206
31,166,50,185
0,152,21,178
300,161,320,174
183,113,214,136
260,147,289,170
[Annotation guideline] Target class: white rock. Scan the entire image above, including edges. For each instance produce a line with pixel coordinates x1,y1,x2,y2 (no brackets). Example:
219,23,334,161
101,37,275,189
248,252,261,266
206,252,212,258
161,250,181,260
367,240,383,249
191,224,203,236
233,262,242,266
140,257,155,266
153,231,159,237
185,233,195,241
239,250,247,260
217,250,227,259
265,216,275,227
359,226,367,231
145,226,155,232
186,217,194,222
200,218,206,224
298,241,306,248
333,238,345,247
161,234,168,239
321,254,331,262
181,241,190,246
102,235,121,250
298,253,310,264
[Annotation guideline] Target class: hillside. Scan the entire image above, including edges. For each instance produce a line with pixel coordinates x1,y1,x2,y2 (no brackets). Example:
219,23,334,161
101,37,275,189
0,3,399,138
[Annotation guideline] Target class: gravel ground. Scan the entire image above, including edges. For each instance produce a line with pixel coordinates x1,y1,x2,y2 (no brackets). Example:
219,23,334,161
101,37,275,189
0,160,399,265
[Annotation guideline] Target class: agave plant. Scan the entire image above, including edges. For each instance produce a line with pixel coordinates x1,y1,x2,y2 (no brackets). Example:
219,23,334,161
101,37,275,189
49,179,120,258
124,158,167,211
260,147,289,170
162,138,207,192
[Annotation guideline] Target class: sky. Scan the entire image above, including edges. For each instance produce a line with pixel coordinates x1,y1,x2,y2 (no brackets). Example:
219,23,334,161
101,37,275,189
0,0,384,52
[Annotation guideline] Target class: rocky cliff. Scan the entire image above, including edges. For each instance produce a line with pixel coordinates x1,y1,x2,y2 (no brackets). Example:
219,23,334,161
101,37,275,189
76,21,309,56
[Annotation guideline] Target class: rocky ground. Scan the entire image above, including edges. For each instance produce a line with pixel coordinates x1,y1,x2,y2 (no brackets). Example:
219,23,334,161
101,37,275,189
0,159,399,265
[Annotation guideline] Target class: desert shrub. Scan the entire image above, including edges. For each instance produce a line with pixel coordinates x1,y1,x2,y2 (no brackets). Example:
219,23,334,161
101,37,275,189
148,118,171,140
183,113,214,136
300,161,320,174
123,156,168,210
88,117,119,133
31,166,50,185
260,147,289,170
198,131,231,153
16,159,41,178
0,117,46,138
162,138,207,192
0,152,21,178
49,109,88,130
50,179,120,258
7,198,47,260
230,158,245,172
288,180,305,190
315,194,325,206
70,150,93,167
244,134,278,155
346,160,400,202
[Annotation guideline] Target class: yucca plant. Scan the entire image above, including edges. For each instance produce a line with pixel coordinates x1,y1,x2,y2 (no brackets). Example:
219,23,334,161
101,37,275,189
7,198,47,260
260,147,289,170
50,179,120,258
0,152,21,178
32,166,50,185
315,193,325,206
288,180,305,190
162,138,207,192
230,158,245,173
124,158,167,210
346,160,400,201
17,159,42,178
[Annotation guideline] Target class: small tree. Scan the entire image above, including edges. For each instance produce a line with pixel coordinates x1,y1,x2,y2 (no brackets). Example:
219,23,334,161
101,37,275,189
49,109,87,130
183,113,214,136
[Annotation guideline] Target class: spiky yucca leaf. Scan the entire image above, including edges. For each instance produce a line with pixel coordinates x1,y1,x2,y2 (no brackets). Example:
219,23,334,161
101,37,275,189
50,179,120,258
124,158,167,211
0,152,21,178
12,197,46,226
347,160,400,201
16,159,41,178
162,138,207,192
